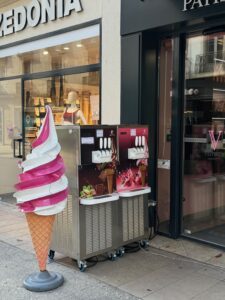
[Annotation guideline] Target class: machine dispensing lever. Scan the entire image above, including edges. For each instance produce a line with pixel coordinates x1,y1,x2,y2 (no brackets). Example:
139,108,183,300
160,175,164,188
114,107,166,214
128,135,148,160
92,137,112,163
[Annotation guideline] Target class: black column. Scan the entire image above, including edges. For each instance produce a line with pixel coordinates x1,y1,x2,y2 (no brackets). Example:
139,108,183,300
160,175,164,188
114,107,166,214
141,32,158,203
121,33,141,124
170,35,185,238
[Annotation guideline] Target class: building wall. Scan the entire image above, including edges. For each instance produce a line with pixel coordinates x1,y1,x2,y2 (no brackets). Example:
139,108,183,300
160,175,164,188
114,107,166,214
0,0,121,194
0,0,121,124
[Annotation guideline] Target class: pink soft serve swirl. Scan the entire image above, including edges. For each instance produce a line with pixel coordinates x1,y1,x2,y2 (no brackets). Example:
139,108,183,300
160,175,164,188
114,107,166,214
14,106,68,214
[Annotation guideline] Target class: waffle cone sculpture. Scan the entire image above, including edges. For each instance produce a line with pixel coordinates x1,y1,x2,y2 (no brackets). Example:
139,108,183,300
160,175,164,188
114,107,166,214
14,106,68,292
26,213,55,272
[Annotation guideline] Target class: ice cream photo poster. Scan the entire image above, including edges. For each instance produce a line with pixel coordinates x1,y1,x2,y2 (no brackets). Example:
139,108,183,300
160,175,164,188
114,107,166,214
14,105,68,291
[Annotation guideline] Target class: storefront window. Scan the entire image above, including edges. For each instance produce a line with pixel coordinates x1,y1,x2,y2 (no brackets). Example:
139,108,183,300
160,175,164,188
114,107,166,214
0,24,100,194
0,80,22,158
0,24,101,151
183,32,225,246
24,72,100,151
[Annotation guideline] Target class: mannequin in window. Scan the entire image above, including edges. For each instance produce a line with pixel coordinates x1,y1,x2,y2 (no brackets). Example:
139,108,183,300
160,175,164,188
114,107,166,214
63,91,87,125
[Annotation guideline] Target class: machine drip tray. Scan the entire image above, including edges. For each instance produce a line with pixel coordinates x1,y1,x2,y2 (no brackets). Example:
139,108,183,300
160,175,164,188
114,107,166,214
80,193,119,205
118,187,151,198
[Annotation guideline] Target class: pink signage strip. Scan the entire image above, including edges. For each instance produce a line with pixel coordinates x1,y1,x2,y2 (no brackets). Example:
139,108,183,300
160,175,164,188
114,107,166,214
18,188,69,213
208,130,223,151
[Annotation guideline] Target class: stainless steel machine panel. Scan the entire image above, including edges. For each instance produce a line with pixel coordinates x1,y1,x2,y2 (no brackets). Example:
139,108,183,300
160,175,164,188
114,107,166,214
51,126,80,259
119,195,149,245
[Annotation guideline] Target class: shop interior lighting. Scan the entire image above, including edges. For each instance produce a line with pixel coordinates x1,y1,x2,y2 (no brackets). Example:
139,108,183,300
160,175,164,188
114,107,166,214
214,58,225,63
63,47,70,50
76,43,83,48
43,50,49,55
0,24,99,58
213,88,225,92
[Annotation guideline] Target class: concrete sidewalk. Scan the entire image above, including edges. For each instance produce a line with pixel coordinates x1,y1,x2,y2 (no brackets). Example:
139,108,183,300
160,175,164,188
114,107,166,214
2,200,225,299
2,238,225,300
0,240,138,300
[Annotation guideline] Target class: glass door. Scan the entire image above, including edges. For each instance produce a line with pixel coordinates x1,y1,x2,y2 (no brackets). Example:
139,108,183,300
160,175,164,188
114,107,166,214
183,31,225,246
157,39,173,234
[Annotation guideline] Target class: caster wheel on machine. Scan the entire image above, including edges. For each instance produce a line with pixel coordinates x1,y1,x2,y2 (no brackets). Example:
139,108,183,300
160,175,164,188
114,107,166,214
140,240,150,249
48,250,55,263
78,261,87,272
116,247,125,258
108,251,117,261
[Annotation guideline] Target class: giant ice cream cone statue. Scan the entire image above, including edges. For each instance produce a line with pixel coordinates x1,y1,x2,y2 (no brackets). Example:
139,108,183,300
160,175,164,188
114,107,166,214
14,106,68,292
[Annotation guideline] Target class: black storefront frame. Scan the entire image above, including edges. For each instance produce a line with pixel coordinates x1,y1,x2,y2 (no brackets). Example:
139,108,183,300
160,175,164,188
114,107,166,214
0,19,102,159
121,14,225,249
141,30,186,240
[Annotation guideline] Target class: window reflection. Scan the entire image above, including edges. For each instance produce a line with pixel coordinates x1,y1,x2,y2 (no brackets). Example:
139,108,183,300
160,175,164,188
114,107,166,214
0,80,22,158
183,32,225,246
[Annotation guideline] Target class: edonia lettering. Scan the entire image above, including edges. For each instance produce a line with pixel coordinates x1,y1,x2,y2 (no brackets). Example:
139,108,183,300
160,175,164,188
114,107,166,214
183,0,225,11
0,0,82,37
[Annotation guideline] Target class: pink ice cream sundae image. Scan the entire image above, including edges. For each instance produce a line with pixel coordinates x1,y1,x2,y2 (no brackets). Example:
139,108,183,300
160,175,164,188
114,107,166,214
13,106,68,274
117,135,149,192
121,168,135,187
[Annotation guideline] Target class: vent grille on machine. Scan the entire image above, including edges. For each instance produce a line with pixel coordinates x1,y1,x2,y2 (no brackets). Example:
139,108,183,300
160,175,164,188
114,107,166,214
122,196,144,242
85,203,112,255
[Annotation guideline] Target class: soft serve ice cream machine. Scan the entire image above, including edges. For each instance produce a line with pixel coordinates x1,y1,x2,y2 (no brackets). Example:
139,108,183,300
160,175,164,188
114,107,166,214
50,125,120,271
50,125,150,271
116,126,150,247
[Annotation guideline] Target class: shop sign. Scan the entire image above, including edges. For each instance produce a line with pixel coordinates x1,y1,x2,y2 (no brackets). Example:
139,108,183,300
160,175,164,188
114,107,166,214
208,130,223,151
0,0,83,38
183,0,225,11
